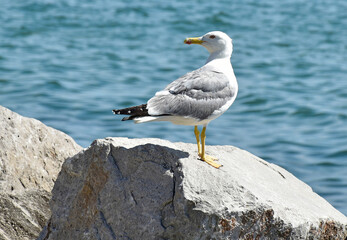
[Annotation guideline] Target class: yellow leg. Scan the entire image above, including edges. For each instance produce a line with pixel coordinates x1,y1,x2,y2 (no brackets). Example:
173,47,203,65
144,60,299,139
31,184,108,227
194,126,202,155
199,126,221,169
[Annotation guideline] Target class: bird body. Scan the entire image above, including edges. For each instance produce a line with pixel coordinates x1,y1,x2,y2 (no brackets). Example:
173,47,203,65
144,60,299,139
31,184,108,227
113,31,238,168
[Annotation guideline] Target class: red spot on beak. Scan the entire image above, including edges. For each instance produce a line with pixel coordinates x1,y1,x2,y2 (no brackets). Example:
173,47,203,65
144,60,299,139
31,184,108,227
185,40,192,45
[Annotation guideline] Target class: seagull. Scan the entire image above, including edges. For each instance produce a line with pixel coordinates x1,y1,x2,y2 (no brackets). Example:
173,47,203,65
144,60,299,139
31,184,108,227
113,31,238,168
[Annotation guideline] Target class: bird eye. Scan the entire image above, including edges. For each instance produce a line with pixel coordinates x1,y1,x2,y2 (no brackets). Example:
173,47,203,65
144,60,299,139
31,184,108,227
209,35,216,39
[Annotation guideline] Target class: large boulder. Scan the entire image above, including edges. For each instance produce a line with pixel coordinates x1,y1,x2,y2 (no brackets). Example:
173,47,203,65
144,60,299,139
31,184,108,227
0,105,82,240
39,137,347,239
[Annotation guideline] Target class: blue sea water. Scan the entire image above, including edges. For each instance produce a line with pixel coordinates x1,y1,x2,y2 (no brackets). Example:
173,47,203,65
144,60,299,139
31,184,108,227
0,0,346,215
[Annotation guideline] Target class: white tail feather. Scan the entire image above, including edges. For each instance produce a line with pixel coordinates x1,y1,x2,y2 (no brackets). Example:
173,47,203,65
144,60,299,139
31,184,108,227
133,116,161,124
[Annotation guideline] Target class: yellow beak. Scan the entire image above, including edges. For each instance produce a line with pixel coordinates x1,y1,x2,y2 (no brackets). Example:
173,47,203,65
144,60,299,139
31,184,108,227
184,37,204,45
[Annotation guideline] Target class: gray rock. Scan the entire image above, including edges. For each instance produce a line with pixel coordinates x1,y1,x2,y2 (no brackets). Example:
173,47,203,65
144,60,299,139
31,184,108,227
40,137,347,240
0,105,82,240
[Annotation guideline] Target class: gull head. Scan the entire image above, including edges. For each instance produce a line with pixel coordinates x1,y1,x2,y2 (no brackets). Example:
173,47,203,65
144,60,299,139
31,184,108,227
184,31,233,59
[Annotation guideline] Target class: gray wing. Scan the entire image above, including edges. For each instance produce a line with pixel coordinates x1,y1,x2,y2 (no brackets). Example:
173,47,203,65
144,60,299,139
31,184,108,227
147,66,236,120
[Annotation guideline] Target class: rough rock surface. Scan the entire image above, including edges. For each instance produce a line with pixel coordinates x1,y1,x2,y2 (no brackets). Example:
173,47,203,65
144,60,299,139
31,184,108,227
0,105,82,240
39,137,347,240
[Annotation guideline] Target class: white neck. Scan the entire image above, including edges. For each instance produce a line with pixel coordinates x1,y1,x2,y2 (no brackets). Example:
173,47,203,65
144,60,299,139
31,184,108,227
205,42,233,64
206,51,231,64
205,56,232,71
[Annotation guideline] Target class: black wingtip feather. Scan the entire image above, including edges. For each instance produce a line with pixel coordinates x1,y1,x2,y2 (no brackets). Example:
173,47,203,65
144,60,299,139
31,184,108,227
121,116,130,121
113,104,149,120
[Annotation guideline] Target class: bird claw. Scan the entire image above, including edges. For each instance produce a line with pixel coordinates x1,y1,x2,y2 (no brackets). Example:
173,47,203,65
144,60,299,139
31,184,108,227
199,153,218,161
199,154,221,168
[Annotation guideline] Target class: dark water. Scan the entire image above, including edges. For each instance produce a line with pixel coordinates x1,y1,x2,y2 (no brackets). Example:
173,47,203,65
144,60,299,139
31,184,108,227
1,0,346,215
